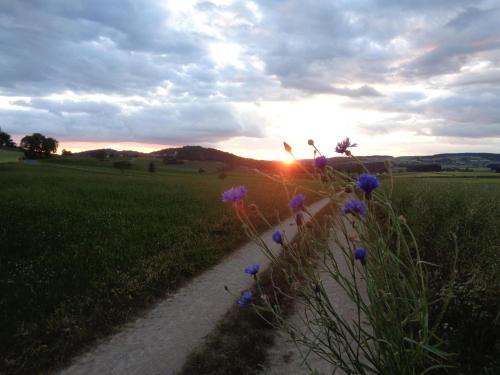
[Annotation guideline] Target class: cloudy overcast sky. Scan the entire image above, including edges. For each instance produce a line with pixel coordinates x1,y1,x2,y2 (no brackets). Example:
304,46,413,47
1,0,499,159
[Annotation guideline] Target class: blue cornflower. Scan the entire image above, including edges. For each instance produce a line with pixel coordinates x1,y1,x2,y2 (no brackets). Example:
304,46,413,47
314,156,328,169
289,193,305,210
343,199,367,217
272,230,283,245
222,185,248,203
356,174,380,193
335,137,357,155
354,247,367,265
244,264,260,276
238,291,253,306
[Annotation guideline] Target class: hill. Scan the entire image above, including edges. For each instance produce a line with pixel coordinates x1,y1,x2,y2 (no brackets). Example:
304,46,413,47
73,148,146,159
70,146,500,172
149,145,279,170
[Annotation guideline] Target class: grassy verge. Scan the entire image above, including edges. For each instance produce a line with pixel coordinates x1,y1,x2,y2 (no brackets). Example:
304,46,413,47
390,177,500,374
179,204,333,375
0,161,318,374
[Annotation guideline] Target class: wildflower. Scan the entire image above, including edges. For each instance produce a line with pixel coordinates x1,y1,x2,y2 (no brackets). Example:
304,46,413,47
343,199,367,217
354,247,367,265
222,185,248,203
244,264,260,276
308,139,315,146
314,155,328,169
283,142,292,153
289,193,305,210
238,291,253,306
356,174,380,194
335,137,357,155
272,230,283,244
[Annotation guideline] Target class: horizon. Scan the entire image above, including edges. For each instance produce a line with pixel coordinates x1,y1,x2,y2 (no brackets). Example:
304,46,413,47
2,1,500,160
8,135,499,161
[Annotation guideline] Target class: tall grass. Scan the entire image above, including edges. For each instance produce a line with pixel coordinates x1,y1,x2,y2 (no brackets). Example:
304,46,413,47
228,143,500,374
228,143,453,374
391,178,500,374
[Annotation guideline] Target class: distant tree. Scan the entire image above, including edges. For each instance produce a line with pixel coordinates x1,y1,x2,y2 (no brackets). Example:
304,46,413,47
148,161,156,173
218,171,227,179
0,128,16,147
42,137,58,156
113,160,132,173
198,168,206,174
61,149,72,156
20,133,58,159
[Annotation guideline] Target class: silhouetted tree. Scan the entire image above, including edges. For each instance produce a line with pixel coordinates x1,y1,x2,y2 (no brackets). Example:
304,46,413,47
148,161,155,173
61,149,72,156
0,128,16,147
20,133,58,158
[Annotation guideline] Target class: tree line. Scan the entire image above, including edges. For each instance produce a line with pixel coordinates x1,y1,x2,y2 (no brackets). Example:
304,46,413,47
0,128,59,158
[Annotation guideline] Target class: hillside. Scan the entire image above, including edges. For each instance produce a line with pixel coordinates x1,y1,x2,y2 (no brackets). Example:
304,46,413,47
73,148,146,158
70,146,500,172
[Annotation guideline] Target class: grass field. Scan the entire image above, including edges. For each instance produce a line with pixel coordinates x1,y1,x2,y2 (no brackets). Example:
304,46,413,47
394,171,500,179
391,176,500,373
0,148,23,163
0,158,316,374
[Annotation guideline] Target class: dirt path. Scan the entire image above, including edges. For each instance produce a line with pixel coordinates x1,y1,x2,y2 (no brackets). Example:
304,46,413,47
262,224,365,375
59,198,330,375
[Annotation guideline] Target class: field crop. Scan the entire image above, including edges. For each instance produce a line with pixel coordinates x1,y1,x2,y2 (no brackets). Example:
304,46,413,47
0,159,317,374
391,175,500,373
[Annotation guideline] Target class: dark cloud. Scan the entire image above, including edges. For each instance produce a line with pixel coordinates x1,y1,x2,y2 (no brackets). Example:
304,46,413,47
5,99,264,144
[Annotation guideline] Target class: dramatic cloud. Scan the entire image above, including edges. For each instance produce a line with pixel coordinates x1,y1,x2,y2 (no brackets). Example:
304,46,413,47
0,0,499,154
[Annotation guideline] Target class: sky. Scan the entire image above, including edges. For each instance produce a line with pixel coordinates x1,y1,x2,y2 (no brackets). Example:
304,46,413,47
1,0,500,160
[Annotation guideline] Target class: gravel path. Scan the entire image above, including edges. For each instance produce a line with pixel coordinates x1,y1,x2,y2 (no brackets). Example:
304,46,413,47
263,223,365,375
59,198,330,375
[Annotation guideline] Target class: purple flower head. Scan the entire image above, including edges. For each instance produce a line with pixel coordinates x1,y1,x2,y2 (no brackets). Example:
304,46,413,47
238,291,253,306
272,230,283,244
244,264,260,276
343,199,368,217
222,185,248,203
356,174,380,194
289,193,305,210
335,137,357,155
354,247,367,265
314,156,328,169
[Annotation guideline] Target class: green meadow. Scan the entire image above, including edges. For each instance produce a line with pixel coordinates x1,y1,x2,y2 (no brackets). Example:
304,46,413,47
0,149,23,163
0,157,315,374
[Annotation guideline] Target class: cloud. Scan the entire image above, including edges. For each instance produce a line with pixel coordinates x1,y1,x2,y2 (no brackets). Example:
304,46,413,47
357,85,500,138
5,99,264,144
0,0,500,149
